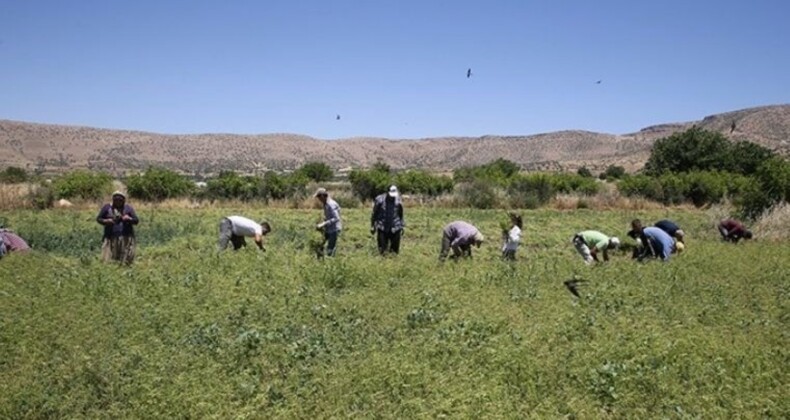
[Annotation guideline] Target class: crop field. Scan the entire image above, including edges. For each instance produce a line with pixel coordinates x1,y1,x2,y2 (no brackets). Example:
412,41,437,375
0,207,787,418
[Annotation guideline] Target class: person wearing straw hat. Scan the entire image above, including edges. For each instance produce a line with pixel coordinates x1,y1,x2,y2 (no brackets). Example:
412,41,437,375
96,190,139,264
439,221,484,261
370,185,405,255
572,230,620,265
314,187,342,257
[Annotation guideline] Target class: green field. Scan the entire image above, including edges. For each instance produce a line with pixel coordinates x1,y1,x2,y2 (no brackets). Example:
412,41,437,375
1,207,787,418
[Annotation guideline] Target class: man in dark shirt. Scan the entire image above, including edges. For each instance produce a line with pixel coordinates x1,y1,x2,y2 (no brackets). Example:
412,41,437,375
96,191,139,264
370,185,405,255
655,219,685,244
718,219,752,243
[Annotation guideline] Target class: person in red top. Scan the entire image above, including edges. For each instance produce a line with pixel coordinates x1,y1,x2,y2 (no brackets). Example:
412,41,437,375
0,228,30,259
718,219,753,243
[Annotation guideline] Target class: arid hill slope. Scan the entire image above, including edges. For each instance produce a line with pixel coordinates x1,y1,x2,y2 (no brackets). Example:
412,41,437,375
1,105,787,176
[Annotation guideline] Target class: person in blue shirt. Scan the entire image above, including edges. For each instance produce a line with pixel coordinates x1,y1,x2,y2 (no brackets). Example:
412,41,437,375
641,226,677,262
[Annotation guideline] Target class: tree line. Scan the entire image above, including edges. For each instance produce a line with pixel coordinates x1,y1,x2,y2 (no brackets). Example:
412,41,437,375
2,127,788,218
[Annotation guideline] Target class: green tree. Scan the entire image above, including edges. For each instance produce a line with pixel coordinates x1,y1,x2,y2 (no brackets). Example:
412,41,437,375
296,162,334,183
576,166,593,178
0,166,29,184
600,165,626,180
52,170,113,200
126,167,194,201
644,127,733,175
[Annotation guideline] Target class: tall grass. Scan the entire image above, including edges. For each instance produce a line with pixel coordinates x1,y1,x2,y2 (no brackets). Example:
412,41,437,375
0,208,787,417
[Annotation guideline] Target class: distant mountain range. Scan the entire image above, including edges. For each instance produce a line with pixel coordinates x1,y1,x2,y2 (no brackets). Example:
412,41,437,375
1,105,788,176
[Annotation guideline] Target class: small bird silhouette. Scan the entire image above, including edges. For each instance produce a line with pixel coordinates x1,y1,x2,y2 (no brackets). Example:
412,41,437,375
336,114,341,120
730,120,736,133
564,278,588,298
467,68,472,78
595,80,602,84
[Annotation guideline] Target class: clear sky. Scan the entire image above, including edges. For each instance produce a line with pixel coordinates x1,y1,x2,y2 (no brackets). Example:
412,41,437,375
0,0,788,139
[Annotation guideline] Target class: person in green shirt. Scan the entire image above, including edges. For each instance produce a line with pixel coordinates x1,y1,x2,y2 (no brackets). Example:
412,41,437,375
572,230,620,265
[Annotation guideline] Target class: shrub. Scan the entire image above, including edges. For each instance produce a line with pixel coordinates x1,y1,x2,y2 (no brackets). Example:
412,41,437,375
296,162,334,183
52,170,113,200
126,167,194,201
739,158,790,220
549,173,600,195
349,167,391,200
457,180,499,209
576,167,593,178
0,166,29,184
453,159,520,185
507,175,555,209
599,165,625,180
394,170,454,197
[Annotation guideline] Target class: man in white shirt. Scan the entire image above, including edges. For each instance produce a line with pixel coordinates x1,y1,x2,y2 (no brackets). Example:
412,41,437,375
218,216,272,252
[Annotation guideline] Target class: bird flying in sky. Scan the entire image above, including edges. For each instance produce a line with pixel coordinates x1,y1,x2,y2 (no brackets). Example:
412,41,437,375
336,114,341,120
467,68,472,78
595,80,602,84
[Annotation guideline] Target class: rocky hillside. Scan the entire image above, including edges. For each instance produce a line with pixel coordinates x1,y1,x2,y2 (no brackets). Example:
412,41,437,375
1,105,787,176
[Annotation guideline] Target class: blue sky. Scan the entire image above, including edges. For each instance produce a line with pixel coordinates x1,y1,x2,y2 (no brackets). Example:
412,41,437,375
0,0,788,138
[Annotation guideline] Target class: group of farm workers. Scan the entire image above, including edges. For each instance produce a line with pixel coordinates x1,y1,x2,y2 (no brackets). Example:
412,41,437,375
0,188,755,265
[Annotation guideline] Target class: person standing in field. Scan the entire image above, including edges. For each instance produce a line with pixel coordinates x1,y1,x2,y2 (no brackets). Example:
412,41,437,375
315,187,342,257
501,212,522,260
96,191,139,264
572,230,620,264
439,221,485,261
718,218,753,243
217,216,271,252
370,185,405,255
0,227,30,259
654,219,686,244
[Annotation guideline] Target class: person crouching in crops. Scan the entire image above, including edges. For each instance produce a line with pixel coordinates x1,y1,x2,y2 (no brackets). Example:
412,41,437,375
572,230,619,265
0,227,30,259
96,191,139,264
217,216,271,252
718,219,753,243
439,221,484,261
654,219,686,244
501,213,522,261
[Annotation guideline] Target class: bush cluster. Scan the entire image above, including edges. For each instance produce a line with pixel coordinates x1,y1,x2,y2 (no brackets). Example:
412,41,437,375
0,166,29,184
202,171,309,202
52,170,113,200
126,167,194,201
618,171,752,206
628,127,789,216
349,165,453,200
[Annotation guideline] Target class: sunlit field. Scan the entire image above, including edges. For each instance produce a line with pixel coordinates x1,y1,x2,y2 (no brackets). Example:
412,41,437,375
1,207,787,418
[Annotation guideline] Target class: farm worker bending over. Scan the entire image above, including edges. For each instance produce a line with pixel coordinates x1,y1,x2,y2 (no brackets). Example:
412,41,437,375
0,227,30,259
501,213,522,261
718,219,752,243
572,230,619,265
315,187,342,257
217,216,271,252
654,219,686,244
641,226,677,262
370,185,405,255
439,221,485,261
96,191,139,265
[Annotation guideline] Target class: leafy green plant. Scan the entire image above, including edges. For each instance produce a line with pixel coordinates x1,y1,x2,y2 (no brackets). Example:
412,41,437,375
126,167,194,201
52,170,113,200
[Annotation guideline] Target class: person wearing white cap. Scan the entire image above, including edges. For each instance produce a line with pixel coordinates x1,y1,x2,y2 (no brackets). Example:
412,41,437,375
572,230,619,265
314,187,342,257
370,185,405,255
96,190,139,264
439,221,485,261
